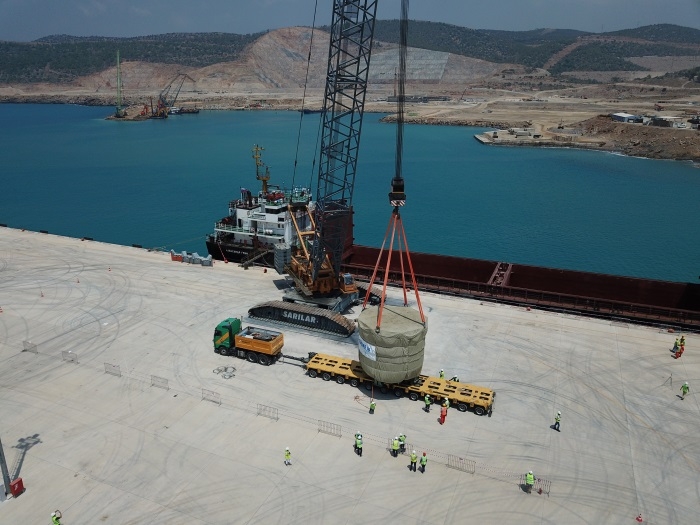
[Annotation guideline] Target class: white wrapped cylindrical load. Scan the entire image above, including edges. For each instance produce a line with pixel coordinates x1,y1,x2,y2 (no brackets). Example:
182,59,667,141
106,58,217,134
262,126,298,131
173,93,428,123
357,305,427,384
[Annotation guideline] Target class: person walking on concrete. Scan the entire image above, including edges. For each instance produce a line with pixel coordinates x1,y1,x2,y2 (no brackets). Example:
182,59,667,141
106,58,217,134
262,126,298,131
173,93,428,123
424,394,432,412
355,434,363,456
439,369,445,379
391,437,400,457
675,344,685,359
51,511,62,525
554,411,561,432
284,447,292,466
440,404,447,425
398,433,406,453
369,400,376,414
525,471,535,494
419,452,428,473
673,337,679,351
680,335,686,347
410,450,418,472
680,382,690,400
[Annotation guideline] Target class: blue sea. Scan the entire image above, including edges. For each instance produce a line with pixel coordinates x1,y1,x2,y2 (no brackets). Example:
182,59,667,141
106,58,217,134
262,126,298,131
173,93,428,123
1,103,699,283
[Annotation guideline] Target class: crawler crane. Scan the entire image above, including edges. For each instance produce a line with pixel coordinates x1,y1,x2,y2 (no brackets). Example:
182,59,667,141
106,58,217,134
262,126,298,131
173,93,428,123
249,0,379,335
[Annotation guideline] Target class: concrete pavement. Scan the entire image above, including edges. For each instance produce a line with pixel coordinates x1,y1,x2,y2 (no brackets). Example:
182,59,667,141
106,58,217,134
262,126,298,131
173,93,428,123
0,227,698,524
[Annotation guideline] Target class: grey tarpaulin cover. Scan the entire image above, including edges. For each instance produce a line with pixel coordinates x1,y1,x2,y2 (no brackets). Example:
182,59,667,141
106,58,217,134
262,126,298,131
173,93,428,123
357,305,428,383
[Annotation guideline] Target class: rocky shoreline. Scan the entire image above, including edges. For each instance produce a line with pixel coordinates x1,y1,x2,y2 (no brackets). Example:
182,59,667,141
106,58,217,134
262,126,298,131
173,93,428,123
2,95,699,163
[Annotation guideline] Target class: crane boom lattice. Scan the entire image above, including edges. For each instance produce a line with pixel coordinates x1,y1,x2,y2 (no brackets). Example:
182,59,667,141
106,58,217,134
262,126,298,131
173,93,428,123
311,0,378,282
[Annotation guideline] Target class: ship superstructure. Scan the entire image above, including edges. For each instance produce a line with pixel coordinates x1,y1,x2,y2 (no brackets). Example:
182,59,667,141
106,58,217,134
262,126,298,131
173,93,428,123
205,146,313,267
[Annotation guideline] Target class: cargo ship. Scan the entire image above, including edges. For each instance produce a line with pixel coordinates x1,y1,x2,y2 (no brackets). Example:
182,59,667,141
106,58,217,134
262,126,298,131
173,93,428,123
205,151,700,330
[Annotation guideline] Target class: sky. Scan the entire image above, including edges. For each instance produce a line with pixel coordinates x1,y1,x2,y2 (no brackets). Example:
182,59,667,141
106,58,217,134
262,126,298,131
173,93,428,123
1,0,699,42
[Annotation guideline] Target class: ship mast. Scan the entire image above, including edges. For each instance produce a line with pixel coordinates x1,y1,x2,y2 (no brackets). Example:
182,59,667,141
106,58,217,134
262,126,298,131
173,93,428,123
252,144,270,194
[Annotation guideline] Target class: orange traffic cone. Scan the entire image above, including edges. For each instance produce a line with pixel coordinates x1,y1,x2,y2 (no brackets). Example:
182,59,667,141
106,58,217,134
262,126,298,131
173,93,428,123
636,514,643,522
0,306,3,313
108,267,111,272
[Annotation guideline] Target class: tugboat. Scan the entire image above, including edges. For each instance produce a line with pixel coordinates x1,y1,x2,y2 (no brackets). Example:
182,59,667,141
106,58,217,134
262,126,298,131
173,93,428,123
205,145,313,267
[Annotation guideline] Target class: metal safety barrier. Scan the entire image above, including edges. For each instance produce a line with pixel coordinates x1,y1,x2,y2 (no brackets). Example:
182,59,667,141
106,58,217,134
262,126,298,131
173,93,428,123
447,454,475,474
519,474,551,496
104,363,121,377
202,388,221,405
61,351,78,364
257,404,279,421
317,420,341,437
385,437,412,454
22,341,37,353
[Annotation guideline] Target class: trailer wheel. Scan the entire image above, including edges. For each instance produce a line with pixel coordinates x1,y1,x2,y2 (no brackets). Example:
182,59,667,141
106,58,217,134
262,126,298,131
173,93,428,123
364,382,373,391
322,372,331,381
258,354,270,366
393,388,403,398
218,346,229,356
336,376,345,385
409,392,419,401
380,385,389,394
349,378,359,387
308,369,318,378
246,352,257,363
457,403,467,412
474,406,485,416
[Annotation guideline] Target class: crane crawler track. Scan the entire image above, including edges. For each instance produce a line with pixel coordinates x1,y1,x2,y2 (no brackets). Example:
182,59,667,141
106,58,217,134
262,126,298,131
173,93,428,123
248,301,356,337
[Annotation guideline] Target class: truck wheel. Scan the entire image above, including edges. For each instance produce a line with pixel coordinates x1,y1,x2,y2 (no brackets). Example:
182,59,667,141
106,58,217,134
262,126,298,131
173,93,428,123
258,354,270,366
349,378,359,387
409,392,419,401
322,372,331,381
246,352,257,363
336,376,345,385
457,403,467,412
380,385,389,394
393,388,403,398
219,346,229,357
364,382,373,391
308,369,318,378
474,406,485,416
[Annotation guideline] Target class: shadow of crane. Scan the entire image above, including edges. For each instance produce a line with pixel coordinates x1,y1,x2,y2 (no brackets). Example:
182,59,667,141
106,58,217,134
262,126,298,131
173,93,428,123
11,434,42,480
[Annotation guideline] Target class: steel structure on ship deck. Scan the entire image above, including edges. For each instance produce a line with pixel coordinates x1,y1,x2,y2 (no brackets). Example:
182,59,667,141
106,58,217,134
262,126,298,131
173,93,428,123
342,245,700,331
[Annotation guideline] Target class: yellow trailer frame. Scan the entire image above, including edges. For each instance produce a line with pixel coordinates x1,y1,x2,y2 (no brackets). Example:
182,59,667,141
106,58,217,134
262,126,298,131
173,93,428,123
305,353,495,416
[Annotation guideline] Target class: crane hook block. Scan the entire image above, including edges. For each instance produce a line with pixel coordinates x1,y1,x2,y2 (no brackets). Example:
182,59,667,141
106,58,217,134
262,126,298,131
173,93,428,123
389,177,406,207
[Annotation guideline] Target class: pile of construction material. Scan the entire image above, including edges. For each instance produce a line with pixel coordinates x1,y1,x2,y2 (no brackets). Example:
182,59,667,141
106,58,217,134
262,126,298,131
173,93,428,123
170,250,213,266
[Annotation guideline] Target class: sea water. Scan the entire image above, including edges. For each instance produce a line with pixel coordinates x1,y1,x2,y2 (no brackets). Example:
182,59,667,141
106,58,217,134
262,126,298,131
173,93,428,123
1,103,699,282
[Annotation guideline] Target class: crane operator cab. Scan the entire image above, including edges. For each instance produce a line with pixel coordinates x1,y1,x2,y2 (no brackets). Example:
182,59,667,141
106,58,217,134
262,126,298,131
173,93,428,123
340,273,358,295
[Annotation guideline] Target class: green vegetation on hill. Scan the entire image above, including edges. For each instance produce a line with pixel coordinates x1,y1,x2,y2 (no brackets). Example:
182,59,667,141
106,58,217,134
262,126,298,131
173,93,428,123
373,21,700,73
608,24,700,43
373,21,574,68
0,32,261,83
1,22,699,84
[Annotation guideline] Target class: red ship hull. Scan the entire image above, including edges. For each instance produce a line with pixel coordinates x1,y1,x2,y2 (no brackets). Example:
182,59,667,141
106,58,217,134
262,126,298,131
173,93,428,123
341,245,700,330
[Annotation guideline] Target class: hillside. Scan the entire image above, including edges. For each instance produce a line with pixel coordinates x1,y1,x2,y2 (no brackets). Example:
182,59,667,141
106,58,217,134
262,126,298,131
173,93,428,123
2,22,700,84
0,26,540,104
